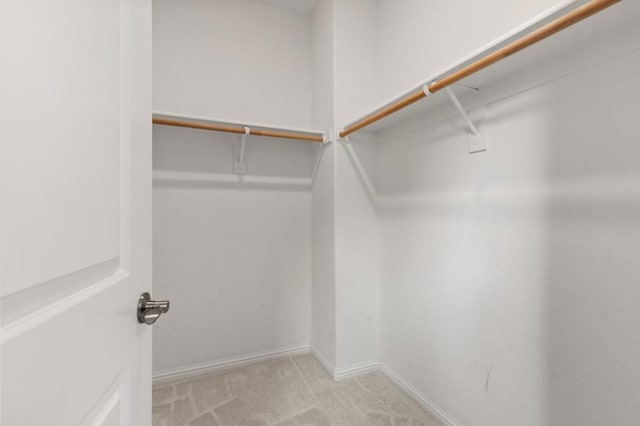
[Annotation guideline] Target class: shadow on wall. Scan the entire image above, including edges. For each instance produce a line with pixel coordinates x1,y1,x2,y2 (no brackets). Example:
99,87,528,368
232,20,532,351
541,50,640,425
152,125,315,191
151,123,313,374
372,50,640,425
341,137,380,208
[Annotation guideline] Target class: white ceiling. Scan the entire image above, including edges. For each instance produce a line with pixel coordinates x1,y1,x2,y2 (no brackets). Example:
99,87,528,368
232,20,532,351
258,0,318,14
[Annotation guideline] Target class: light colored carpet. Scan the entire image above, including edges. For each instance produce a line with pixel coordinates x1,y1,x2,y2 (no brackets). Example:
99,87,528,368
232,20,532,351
153,354,443,426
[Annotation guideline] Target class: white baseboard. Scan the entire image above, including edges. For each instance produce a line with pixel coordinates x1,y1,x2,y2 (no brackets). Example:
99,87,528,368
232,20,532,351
153,343,310,384
309,345,335,377
310,345,378,381
153,345,459,425
378,362,461,426
334,360,379,381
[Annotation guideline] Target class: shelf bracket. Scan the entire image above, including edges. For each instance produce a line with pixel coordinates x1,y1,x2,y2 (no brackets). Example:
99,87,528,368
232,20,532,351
446,87,479,136
323,130,333,144
234,126,250,174
445,87,487,153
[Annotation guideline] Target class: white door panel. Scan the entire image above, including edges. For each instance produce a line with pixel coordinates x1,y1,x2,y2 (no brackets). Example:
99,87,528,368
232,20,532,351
3,279,133,425
1,0,122,296
0,0,152,424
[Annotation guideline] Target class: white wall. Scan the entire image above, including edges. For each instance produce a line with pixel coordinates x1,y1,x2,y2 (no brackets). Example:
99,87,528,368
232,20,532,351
377,23,640,426
375,0,561,108
153,0,312,129
152,4,640,425
332,0,380,371
309,0,381,372
309,0,336,368
152,0,314,374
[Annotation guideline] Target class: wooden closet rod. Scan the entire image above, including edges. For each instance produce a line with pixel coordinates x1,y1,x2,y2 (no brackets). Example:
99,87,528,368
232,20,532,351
153,118,324,143
339,0,620,138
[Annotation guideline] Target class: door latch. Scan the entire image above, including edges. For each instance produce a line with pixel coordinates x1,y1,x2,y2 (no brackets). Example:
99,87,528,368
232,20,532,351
137,292,170,325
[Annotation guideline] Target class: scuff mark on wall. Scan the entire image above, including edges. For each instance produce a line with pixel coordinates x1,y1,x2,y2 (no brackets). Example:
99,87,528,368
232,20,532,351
485,365,493,393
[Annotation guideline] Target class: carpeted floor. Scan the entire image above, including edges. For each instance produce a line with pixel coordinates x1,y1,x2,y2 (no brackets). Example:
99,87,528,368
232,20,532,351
152,353,442,426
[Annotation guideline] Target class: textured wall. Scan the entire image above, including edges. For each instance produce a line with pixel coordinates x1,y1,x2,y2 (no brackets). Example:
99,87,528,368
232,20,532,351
378,47,640,426
310,0,336,368
152,0,314,374
153,0,313,128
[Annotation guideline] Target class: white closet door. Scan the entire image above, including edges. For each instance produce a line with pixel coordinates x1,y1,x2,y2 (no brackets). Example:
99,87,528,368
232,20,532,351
0,0,153,424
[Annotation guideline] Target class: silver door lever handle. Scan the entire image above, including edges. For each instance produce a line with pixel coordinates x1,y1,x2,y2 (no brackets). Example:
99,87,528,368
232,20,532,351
145,300,169,313
138,292,170,325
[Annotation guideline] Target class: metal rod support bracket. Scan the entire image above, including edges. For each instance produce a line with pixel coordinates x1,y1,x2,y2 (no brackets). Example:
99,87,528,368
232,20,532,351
234,126,250,174
322,130,332,144
422,83,434,97
445,87,488,153
446,87,479,135
329,129,340,143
